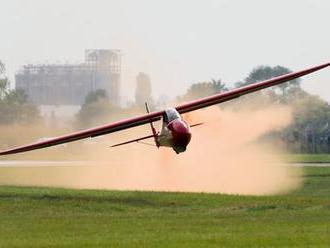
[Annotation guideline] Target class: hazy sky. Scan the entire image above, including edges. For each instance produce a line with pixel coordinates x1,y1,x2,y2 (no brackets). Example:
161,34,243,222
0,0,329,102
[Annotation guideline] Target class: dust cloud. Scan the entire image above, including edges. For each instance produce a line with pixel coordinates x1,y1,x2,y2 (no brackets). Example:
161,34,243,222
0,105,302,195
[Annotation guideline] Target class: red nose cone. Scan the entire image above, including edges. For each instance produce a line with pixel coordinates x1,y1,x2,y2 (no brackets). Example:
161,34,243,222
167,120,191,153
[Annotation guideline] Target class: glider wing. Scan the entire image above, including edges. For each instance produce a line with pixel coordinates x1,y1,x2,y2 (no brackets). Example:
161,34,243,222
0,62,329,155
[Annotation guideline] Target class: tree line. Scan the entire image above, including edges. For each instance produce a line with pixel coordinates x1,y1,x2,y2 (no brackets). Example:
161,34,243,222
1,59,330,154
0,60,40,125
179,66,330,154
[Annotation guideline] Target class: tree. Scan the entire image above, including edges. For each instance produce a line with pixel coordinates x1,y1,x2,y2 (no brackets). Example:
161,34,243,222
0,89,40,124
0,61,5,75
211,79,228,92
0,60,9,100
236,65,301,102
76,89,121,128
0,60,40,125
83,89,108,105
284,90,330,153
180,79,227,101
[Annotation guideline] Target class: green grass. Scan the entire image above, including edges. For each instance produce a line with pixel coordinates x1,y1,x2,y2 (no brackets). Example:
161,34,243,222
0,167,330,247
284,153,330,163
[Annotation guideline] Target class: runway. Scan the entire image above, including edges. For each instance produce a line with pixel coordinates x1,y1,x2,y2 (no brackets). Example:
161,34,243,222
0,160,329,167
0,160,88,167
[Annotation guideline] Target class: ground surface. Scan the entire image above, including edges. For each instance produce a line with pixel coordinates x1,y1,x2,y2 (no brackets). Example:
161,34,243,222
285,154,330,163
0,166,329,247
3,153,330,163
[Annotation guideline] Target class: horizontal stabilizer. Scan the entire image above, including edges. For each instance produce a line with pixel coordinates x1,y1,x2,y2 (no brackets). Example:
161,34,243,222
111,134,156,147
190,122,204,128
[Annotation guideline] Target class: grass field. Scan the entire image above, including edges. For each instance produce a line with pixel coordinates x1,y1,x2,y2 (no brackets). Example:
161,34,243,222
0,166,329,247
284,153,330,163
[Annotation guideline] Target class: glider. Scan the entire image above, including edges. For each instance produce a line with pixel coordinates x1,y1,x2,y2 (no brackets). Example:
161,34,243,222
0,62,329,155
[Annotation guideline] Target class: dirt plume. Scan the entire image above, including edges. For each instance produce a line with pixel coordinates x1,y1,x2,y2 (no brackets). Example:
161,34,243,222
0,105,302,195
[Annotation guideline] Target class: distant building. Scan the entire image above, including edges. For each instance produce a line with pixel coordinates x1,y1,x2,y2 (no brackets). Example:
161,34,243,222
135,72,153,106
15,49,121,106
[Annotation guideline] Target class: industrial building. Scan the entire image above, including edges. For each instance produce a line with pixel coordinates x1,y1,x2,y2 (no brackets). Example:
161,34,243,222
15,49,121,107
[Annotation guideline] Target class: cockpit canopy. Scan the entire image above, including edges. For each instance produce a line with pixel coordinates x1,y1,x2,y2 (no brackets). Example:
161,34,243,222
163,108,181,123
